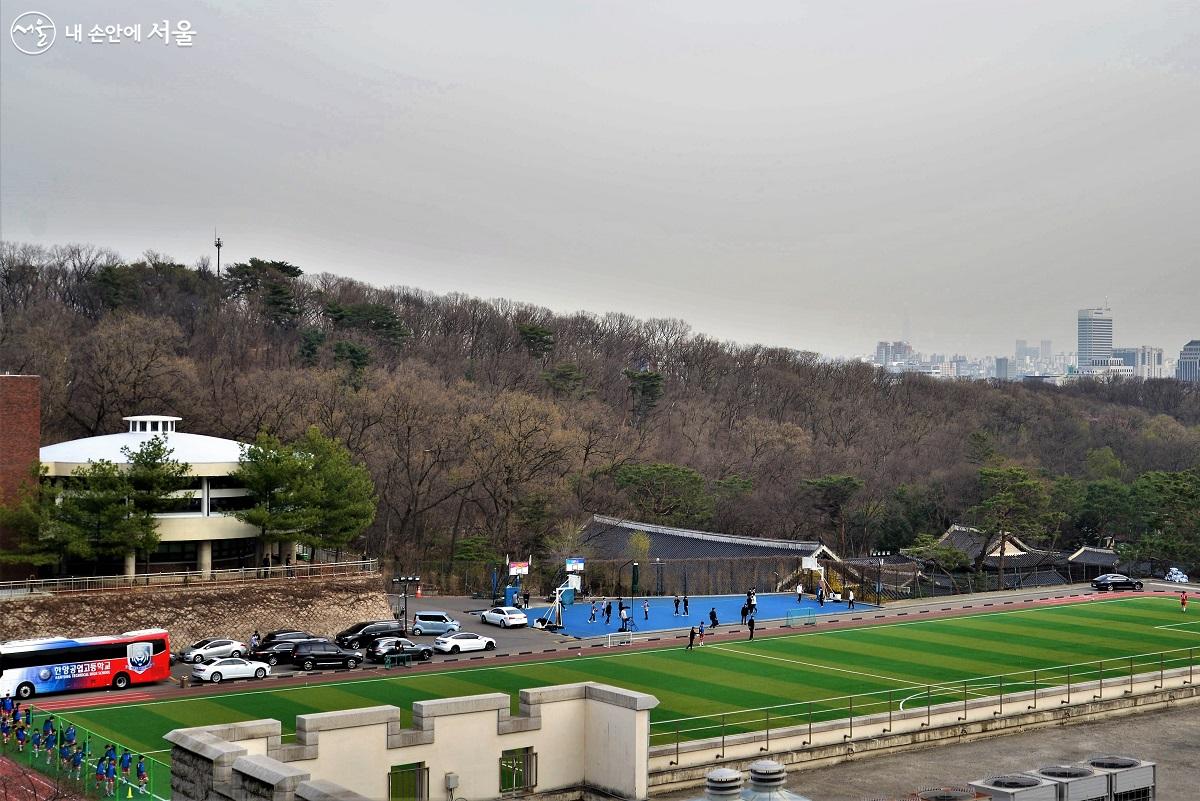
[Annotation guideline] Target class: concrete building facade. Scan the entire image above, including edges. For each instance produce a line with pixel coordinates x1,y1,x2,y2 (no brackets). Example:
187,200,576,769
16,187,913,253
1178,340,1200,383
1076,306,1113,369
1113,346,1166,379
38,414,262,576
166,682,657,801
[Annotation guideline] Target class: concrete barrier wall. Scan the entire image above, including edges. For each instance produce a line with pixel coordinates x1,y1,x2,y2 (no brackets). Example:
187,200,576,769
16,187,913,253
648,668,1200,793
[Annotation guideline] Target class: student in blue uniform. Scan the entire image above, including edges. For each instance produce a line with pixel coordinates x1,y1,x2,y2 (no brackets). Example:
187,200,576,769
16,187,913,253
1,716,10,747
16,723,27,752
136,756,148,794
60,740,72,771
44,726,58,765
64,723,77,747
105,756,118,796
31,727,42,759
120,748,133,782
73,745,86,780
94,757,107,793
42,714,55,737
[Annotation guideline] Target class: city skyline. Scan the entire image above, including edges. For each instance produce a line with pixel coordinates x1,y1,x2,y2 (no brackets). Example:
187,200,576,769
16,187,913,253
2,1,1198,359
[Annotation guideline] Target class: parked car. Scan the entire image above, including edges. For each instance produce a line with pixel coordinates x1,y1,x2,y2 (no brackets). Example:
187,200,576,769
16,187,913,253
433,632,496,654
367,637,433,663
1165,567,1190,584
249,638,327,666
480,607,528,628
1091,574,1144,591
180,638,248,664
191,657,270,684
335,620,406,649
409,612,460,637
291,641,363,671
263,629,322,644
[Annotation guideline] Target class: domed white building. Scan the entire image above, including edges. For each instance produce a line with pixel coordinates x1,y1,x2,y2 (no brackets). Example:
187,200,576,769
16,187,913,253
39,415,262,576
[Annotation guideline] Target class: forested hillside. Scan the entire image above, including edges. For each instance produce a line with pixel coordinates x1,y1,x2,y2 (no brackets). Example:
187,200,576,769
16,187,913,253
2,243,1198,566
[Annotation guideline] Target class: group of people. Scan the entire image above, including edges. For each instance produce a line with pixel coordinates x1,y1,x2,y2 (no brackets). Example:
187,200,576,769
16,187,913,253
0,694,149,796
585,598,654,631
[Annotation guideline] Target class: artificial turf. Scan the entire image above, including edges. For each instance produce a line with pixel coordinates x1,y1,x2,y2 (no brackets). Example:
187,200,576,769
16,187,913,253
50,595,1200,758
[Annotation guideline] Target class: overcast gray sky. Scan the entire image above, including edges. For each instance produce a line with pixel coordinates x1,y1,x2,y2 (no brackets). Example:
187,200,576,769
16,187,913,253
2,1,1197,358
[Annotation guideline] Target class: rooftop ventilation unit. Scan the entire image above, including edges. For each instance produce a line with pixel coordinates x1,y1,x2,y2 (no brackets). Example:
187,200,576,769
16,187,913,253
908,786,986,801
740,760,814,801
1024,766,1107,801
969,774,1056,801
1083,756,1156,801
704,768,744,801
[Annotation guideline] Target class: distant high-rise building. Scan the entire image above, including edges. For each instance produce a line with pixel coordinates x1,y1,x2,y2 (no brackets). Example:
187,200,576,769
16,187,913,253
1040,339,1052,360
1178,340,1200,384
1015,339,1028,360
1077,307,1113,368
1113,346,1166,379
995,357,1011,381
875,341,913,366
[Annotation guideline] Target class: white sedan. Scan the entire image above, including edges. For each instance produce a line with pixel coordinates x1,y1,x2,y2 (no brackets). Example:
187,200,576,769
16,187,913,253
191,657,271,684
433,632,496,654
480,606,528,628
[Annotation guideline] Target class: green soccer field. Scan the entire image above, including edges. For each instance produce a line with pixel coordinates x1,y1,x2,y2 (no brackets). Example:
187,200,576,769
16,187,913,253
50,596,1200,759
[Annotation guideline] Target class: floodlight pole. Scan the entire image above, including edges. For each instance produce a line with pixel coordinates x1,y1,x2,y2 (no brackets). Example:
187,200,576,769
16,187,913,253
391,575,421,633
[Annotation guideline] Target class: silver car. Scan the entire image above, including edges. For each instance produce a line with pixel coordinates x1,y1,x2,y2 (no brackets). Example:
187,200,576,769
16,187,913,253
180,638,249,664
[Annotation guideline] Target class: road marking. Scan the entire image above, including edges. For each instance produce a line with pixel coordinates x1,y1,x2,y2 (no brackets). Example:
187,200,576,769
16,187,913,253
57,595,1155,718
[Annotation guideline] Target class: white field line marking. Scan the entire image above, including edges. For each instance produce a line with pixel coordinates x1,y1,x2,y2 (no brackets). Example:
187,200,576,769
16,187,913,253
706,645,926,689
1154,619,1200,631
896,680,1059,711
63,595,1157,717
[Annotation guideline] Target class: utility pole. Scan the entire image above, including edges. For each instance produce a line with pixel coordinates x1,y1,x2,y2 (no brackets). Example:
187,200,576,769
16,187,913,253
213,230,223,277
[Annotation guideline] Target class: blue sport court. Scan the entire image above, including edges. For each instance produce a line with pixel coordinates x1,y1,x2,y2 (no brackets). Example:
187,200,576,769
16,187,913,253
527,592,873,638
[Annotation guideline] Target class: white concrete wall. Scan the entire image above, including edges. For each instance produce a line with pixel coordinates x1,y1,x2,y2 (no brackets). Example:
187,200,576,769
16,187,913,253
173,682,658,801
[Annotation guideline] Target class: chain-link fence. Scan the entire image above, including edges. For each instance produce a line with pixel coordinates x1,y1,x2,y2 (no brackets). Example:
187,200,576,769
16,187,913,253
0,705,171,800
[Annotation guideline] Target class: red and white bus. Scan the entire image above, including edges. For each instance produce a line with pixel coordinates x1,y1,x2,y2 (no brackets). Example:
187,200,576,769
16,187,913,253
0,628,171,700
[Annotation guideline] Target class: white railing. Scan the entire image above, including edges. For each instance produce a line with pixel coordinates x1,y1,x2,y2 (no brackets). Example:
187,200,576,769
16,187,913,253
0,559,381,597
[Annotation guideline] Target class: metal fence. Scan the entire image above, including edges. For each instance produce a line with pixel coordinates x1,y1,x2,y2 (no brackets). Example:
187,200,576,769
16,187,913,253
0,705,172,800
649,645,1199,760
0,559,381,597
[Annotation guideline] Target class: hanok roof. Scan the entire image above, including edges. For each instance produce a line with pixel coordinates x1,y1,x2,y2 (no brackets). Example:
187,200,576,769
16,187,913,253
1067,546,1121,567
936,524,1035,560
579,515,837,562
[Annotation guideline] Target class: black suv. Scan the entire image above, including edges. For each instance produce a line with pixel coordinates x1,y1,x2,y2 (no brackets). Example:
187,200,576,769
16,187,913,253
291,641,362,671
263,629,322,644
249,638,326,666
335,620,406,649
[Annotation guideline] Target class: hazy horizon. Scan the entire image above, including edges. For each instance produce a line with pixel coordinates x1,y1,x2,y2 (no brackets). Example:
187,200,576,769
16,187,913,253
2,1,1197,358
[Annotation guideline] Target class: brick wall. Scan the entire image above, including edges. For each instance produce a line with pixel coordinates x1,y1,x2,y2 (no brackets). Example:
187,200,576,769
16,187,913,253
0,374,41,580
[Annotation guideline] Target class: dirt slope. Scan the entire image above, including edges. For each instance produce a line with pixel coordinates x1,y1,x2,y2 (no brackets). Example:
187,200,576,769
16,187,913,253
0,575,393,650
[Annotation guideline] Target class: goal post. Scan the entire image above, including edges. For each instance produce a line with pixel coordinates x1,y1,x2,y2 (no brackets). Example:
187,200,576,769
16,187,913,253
606,631,634,647
785,610,817,628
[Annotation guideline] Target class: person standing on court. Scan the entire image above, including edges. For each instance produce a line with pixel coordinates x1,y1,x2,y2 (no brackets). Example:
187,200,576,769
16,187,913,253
687,626,697,650
796,584,803,603
588,601,598,623
673,595,681,616
604,599,613,625
709,607,719,628
748,616,756,640
683,594,690,616
642,599,650,620
698,620,706,646
1183,591,1189,613
848,589,855,610
740,604,748,625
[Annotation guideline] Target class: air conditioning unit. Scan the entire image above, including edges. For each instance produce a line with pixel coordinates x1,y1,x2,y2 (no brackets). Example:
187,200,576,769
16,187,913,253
907,786,991,801
1082,756,1156,801
1024,766,1108,801
968,775,1056,801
